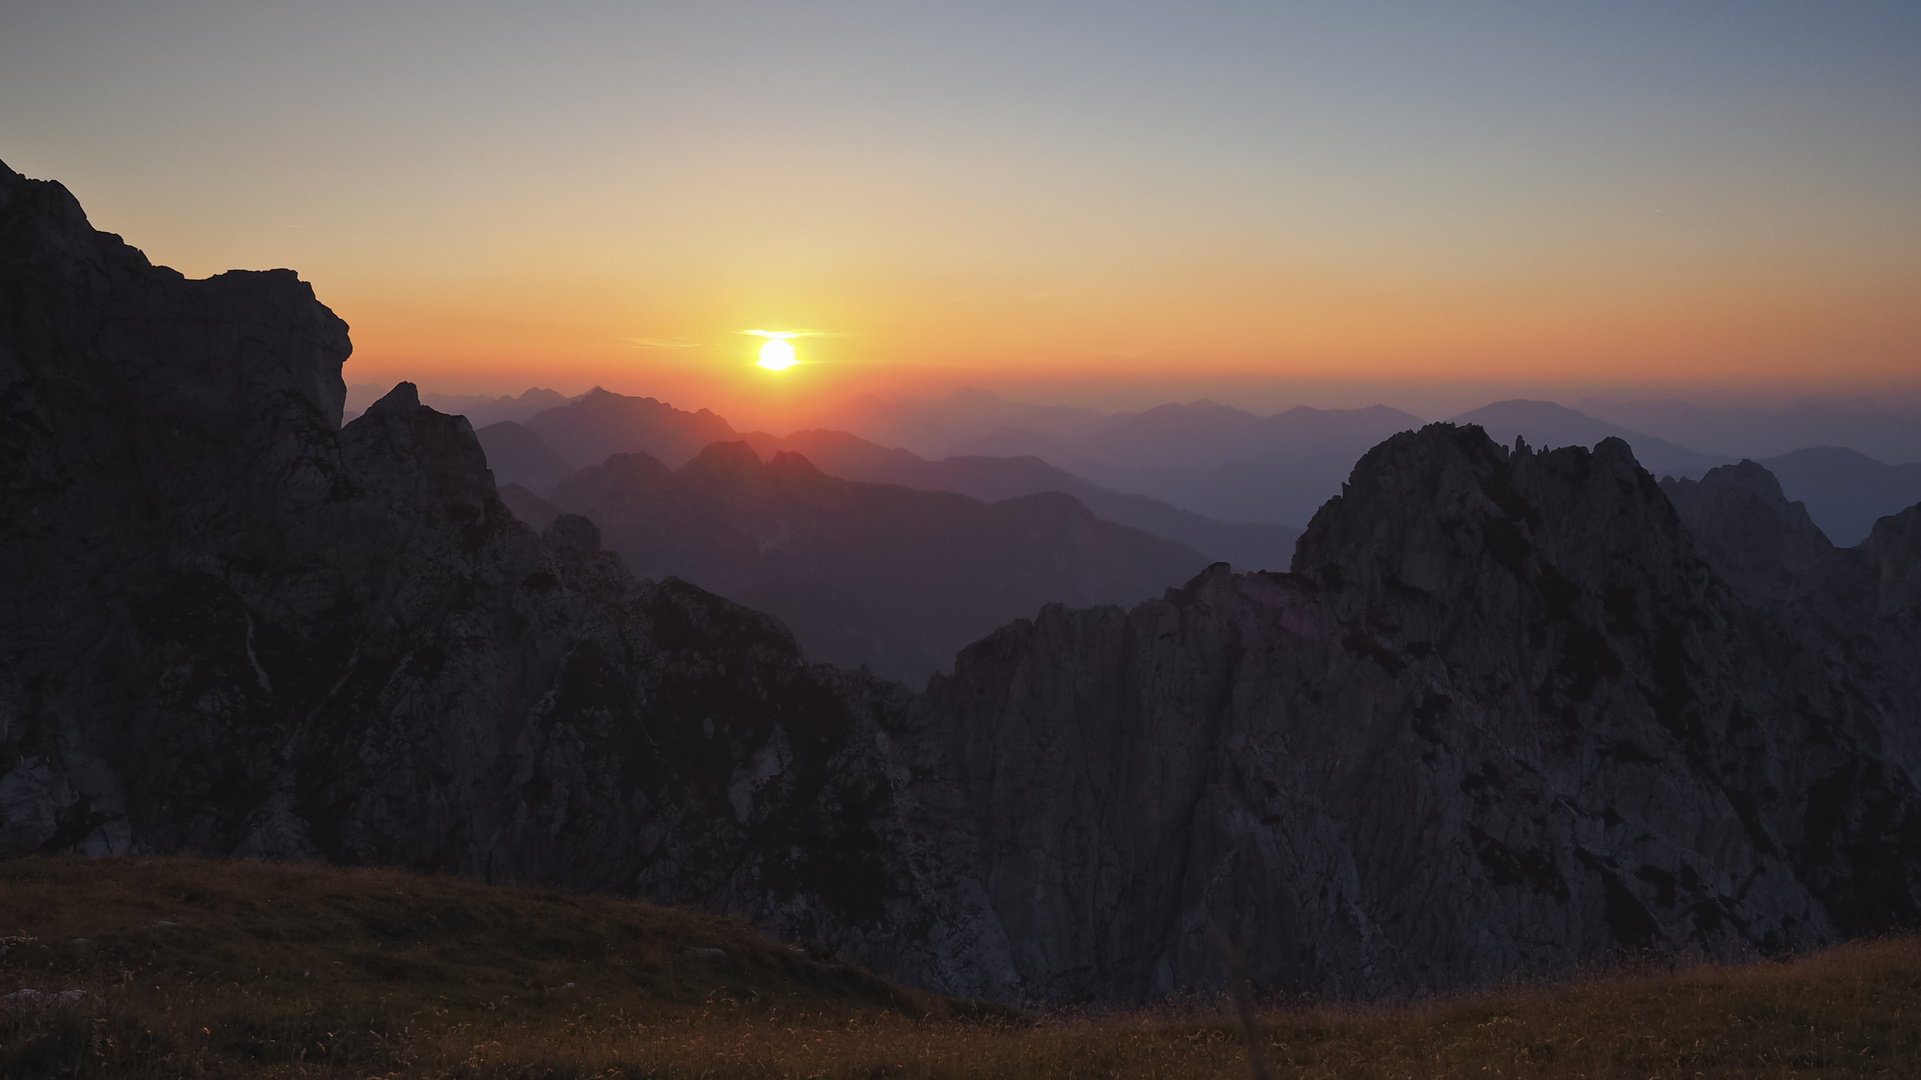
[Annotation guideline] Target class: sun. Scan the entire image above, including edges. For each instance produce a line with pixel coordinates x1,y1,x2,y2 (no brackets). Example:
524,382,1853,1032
756,338,798,370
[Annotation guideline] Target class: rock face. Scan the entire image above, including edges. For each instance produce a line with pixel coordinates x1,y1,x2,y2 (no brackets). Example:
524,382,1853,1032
546,442,1213,686
0,161,912,924
5,160,1921,1006
1661,461,1833,608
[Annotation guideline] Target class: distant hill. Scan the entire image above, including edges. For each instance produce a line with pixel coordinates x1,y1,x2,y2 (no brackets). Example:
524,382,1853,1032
478,388,1297,568
476,420,577,492
741,428,1301,571
1578,397,1921,465
818,386,1109,458
547,442,1214,685
343,384,571,426
842,392,1423,527
1757,446,1921,547
1449,399,1727,479
524,387,738,470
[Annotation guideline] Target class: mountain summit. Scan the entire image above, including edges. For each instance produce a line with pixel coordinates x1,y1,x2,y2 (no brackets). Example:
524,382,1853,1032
6,160,1921,1004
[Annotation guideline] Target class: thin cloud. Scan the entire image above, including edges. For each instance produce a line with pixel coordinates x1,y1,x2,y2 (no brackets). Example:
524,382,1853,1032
622,337,703,350
739,328,842,340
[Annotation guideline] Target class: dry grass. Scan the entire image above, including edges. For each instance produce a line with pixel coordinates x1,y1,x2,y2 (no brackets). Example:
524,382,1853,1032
4,856,1919,1078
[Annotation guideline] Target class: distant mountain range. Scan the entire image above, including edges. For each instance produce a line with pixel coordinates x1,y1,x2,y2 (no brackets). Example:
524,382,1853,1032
737,429,1299,572
1756,447,1921,548
474,394,1300,571
12,160,1921,1007
446,384,1921,550
820,391,1428,527
344,384,570,428
523,442,1213,686
1448,400,1725,480
1577,397,1921,465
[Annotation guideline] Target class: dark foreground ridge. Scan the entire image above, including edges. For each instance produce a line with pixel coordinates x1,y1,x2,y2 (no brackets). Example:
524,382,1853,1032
4,160,1920,1005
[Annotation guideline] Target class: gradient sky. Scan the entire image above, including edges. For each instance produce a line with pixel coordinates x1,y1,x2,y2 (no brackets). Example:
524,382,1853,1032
4,1,1919,426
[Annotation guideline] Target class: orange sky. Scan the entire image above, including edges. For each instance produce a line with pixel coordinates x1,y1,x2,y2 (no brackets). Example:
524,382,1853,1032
4,3,1917,430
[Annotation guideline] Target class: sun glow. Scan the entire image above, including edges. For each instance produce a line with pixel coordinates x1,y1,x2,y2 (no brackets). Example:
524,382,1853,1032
757,338,797,370
745,329,807,371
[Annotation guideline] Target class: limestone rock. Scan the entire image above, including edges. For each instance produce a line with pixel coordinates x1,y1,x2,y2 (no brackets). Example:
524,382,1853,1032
5,158,1921,1007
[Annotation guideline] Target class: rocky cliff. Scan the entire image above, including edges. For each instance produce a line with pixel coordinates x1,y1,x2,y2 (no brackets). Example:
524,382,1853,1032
5,160,1920,1005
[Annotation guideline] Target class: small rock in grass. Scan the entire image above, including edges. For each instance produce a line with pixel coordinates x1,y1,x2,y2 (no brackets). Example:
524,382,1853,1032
684,947,725,958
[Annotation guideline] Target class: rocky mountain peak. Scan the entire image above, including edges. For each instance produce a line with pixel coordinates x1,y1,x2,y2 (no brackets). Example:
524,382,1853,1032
1296,424,1690,611
1660,460,1832,609
7,165,1921,1009
681,439,766,480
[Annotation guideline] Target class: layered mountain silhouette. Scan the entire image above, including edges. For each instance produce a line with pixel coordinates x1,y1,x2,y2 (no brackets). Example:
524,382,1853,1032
1579,396,1921,466
544,442,1214,685
1448,399,1725,480
1754,447,1921,548
834,391,1426,526
469,391,1297,571
344,384,570,427
475,420,576,493
739,428,1300,571
7,159,1921,1006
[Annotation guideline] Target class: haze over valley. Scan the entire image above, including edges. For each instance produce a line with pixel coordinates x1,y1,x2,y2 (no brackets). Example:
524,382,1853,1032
5,3,1921,1074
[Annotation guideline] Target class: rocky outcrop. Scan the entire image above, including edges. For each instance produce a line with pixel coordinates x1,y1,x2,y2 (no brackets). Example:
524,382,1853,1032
886,430,1921,1000
5,160,1920,1006
0,161,913,930
1660,461,1833,608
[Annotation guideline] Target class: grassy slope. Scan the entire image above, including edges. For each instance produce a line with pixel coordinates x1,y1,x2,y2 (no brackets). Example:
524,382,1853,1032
2,856,1918,1079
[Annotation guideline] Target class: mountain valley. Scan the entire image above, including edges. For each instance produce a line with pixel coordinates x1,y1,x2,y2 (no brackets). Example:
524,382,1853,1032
5,159,1921,1011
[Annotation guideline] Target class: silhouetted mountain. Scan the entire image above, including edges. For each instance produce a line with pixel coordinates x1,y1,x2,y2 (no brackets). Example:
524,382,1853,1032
1756,447,1921,548
10,160,1921,1007
489,389,1298,566
497,482,561,530
1578,397,1921,465
910,399,1424,526
739,428,1301,571
344,385,571,426
820,387,1108,458
523,387,738,470
1659,462,1832,608
1450,400,1726,479
476,421,576,492
547,442,1212,685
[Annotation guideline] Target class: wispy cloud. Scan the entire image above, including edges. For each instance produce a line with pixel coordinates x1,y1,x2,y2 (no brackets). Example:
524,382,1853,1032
739,328,841,340
622,337,703,350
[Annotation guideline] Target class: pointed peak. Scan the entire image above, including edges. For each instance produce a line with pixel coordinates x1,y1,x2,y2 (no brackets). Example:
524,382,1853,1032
372,381,421,412
682,440,763,475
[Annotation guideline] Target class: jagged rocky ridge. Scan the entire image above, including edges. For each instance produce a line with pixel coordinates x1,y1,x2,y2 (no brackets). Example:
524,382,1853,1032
4,160,1920,1004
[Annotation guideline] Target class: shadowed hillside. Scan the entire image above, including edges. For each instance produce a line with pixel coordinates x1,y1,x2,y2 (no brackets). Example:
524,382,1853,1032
8,159,1921,1009
5,856,1918,1079
742,427,1301,571
546,442,1213,685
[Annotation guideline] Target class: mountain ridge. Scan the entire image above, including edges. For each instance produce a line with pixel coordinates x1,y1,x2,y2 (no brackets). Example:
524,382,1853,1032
7,159,1921,1007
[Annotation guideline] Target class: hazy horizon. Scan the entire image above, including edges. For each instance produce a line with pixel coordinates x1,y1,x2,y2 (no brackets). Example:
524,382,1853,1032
343,374,1921,436
5,1,1917,429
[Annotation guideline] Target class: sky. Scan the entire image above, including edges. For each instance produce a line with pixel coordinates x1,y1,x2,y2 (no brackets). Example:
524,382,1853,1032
3,1,1919,428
